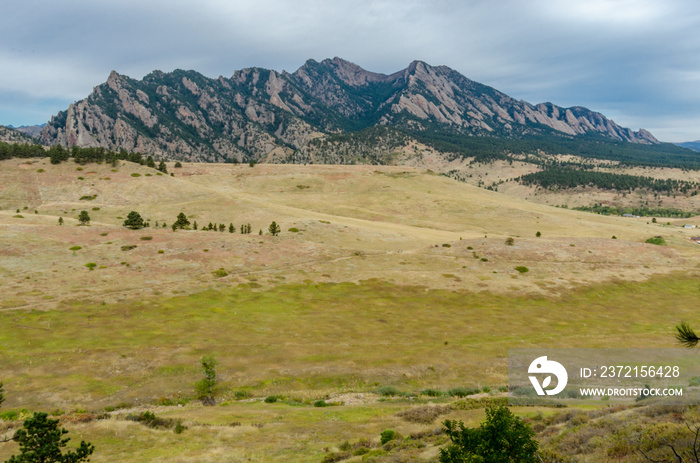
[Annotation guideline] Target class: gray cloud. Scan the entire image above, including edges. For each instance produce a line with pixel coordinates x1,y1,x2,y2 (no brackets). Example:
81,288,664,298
2,0,700,141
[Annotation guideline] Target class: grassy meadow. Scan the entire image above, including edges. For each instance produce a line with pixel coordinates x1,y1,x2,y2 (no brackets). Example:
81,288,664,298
0,158,699,461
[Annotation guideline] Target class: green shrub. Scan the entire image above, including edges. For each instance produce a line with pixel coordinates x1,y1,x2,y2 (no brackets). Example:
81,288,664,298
264,395,282,403
130,173,141,177
313,400,329,407
514,266,529,273
121,245,137,251
69,246,82,252
212,268,228,278
139,236,153,241
645,236,666,245
449,387,480,398
0,410,19,421
380,429,396,445
442,243,451,248
288,227,300,232
85,263,96,271
421,388,445,397
505,237,515,246
376,386,400,397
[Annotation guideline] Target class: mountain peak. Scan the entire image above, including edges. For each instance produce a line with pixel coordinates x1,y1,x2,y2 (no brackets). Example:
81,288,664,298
39,57,661,163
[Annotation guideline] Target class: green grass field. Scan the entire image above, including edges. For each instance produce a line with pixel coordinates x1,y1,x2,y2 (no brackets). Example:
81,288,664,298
1,160,699,461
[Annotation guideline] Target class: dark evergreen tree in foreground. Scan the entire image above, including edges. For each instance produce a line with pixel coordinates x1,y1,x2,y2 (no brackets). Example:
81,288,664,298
122,211,145,229
675,321,700,348
268,221,281,236
5,412,94,463
157,161,167,174
440,405,539,463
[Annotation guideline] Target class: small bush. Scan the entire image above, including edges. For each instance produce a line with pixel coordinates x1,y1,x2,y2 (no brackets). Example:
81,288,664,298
645,236,666,245
396,405,451,424
212,268,228,278
79,195,97,201
514,266,529,273
288,227,300,232
449,387,481,397
505,237,515,246
121,245,137,251
442,243,451,248
420,388,445,397
376,386,400,397
380,429,396,445
264,395,282,403
85,263,97,271
139,236,153,241
69,246,82,251
157,250,164,254
126,411,177,430
131,173,141,177
313,400,329,407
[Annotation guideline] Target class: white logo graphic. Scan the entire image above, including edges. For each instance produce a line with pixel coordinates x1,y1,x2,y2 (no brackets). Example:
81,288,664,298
528,356,568,396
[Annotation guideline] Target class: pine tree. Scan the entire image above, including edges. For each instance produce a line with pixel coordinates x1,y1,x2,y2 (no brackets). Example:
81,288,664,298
228,223,234,233
195,355,218,406
123,211,145,229
146,156,156,168
174,212,190,229
219,224,225,232
58,217,63,226
208,222,214,231
193,221,198,230
268,221,281,236
5,412,94,463
77,211,90,226
158,161,168,173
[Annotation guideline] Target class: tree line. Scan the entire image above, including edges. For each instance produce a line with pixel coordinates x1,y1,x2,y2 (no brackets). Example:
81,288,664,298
123,211,281,236
0,141,169,171
518,167,698,194
574,204,696,218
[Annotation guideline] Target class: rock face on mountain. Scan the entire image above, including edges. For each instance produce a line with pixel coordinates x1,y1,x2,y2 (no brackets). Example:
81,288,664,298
40,58,658,162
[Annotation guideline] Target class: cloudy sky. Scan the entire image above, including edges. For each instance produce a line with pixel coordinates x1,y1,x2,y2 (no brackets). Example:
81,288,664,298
2,0,700,142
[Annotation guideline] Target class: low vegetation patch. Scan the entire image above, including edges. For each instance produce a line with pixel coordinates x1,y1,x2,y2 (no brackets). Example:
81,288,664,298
645,236,666,245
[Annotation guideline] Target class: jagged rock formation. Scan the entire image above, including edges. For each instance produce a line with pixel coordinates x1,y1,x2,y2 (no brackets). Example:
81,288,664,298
40,58,659,162
0,125,38,144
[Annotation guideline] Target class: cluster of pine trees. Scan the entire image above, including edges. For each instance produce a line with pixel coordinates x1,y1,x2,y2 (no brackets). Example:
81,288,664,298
518,167,698,194
0,141,169,171
573,205,695,218
122,212,281,236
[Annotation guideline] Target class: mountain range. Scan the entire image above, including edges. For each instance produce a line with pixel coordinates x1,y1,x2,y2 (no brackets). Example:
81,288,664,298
36,57,662,163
